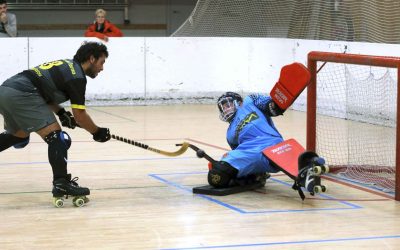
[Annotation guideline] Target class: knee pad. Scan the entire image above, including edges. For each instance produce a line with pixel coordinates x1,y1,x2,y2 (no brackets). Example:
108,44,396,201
0,132,30,151
44,130,71,150
207,161,238,188
44,130,70,180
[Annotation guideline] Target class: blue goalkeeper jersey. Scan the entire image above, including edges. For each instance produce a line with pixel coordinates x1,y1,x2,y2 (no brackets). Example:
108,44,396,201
221,94,283,177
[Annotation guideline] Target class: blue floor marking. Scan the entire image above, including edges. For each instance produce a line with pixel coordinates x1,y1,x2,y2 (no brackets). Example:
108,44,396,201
150,173,245,213
149,171,362,214
160,235,400,250
271,177,361,208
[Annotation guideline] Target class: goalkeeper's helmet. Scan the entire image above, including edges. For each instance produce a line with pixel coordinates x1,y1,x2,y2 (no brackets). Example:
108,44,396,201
217,92,243,122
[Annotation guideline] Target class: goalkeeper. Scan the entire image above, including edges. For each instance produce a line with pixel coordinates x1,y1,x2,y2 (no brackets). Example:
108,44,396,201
208,91,285,187
208,63,316,191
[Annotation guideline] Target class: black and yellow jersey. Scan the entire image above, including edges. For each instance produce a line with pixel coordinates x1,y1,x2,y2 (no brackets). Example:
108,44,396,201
20,59,87,110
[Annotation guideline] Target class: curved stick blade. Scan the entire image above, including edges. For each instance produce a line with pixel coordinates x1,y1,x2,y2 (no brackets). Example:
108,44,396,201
112,134,190,157
148,142,190,157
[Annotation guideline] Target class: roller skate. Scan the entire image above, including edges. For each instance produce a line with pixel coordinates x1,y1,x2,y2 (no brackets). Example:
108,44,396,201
294,151,329,199
52,174,90,208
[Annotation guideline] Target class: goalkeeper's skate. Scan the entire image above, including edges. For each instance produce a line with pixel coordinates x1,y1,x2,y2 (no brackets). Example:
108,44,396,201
296,151,329,197
52,174,90,208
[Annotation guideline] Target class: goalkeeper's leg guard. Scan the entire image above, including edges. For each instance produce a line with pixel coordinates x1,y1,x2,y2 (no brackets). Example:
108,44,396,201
207,161,238,188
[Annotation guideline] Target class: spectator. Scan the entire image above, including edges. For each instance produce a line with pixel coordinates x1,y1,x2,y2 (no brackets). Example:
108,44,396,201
84,8,123,42
0,0,17,37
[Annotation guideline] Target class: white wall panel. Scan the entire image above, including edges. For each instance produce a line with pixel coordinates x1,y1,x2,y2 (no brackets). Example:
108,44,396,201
145,37,249,98
1,37,400,105
0,38,29,81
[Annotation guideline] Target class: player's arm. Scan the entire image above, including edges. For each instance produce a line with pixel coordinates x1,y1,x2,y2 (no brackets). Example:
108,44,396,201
249,94,284,117
72,108,110,143
71,108,97,133
66,79,110,142
68,102,99,134
64,78,96,133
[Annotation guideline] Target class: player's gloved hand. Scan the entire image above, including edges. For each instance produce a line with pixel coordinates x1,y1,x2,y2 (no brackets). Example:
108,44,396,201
266,100,284,117
92,127,111,142
57,108,77,129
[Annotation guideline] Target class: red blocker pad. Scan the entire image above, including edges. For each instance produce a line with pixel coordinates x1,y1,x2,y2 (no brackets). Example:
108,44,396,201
270,62,311,110
262,139,305,179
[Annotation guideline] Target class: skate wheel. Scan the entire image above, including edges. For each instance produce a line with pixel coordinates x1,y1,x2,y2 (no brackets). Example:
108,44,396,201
73,197,85,207
321,185,327,192
313,185,322,194
53,197,64,208
313,166,322,175
323,165,330,174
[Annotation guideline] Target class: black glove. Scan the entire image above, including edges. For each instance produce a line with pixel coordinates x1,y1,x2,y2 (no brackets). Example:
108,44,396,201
92,127,111,142
57,108,77,129
266,101,284,117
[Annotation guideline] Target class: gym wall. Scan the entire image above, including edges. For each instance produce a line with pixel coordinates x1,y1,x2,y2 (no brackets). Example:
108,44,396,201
1,37,399,105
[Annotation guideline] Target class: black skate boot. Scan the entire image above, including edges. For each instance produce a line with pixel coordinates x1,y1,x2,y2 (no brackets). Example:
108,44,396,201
293,151,329,200
52,174,90,208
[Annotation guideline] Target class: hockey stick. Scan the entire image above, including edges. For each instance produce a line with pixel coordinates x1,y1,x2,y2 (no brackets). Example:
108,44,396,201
111,134,190,157
177,143,218,164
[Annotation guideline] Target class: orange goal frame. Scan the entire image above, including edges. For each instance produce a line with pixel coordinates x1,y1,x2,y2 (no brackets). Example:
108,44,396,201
307,51,400,200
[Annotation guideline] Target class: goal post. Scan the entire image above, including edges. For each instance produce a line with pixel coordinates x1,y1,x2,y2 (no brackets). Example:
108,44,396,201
306,51,400,200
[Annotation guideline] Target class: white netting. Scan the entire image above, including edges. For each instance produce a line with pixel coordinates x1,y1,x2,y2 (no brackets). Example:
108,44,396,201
315,62,397,193
173,0,400,44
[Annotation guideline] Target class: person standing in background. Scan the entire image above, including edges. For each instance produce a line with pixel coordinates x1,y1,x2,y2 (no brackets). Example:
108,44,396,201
0,0,17,37
84,8,123,42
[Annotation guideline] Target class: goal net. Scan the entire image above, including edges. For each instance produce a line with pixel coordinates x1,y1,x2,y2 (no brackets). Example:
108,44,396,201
172,0,400,44
307,52,400,199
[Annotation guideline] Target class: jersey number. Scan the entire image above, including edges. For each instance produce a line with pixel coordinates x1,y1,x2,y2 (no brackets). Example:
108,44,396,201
39,60,64,70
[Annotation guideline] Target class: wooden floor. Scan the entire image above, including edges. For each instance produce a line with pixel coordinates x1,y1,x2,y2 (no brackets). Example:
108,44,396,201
1,105,400,250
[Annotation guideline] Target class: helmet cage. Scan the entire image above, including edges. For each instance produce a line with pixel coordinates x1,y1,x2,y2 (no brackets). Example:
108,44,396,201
218,96,238,122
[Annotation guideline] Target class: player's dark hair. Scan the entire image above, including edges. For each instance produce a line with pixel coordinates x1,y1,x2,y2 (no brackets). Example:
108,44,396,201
0,0,7,4
73,41,108,63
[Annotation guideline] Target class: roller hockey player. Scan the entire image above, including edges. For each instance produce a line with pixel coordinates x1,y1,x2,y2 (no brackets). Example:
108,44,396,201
0,41,111,207
192,63,328,199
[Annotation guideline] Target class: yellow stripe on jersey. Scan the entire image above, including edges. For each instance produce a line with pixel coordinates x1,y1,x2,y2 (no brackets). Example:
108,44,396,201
71,104,86,109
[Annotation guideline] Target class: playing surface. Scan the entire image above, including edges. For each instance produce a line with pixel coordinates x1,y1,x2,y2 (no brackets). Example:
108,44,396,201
1,105,399,249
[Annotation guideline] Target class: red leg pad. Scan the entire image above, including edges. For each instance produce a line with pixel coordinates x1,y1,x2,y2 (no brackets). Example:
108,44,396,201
262,139,305,179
